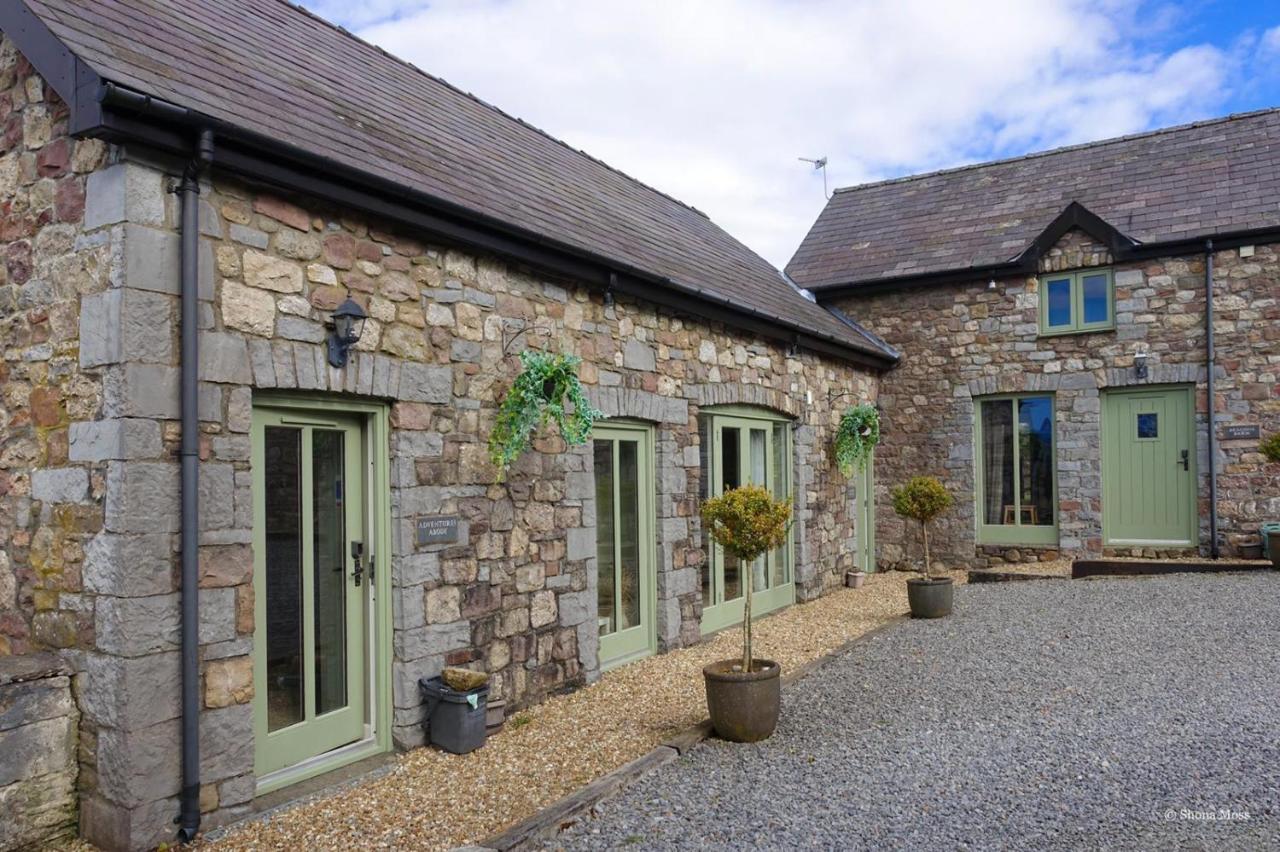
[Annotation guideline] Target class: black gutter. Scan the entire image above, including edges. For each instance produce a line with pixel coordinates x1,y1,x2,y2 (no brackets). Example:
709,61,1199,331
1205,239,1219,559
177,128,215,843
89,84,894,370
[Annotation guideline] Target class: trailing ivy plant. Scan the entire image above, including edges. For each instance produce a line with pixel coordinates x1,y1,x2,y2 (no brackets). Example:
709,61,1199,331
1262,432,1280,464
488,349,603,478
834,404,881,476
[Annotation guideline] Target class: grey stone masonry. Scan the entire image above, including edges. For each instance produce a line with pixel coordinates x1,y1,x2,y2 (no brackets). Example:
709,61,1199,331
0,654,79,850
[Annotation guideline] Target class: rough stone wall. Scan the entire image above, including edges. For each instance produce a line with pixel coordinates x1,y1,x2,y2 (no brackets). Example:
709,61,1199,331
832,228,1279,567
0,653,79,850
0,35,108,658
53,141,877,843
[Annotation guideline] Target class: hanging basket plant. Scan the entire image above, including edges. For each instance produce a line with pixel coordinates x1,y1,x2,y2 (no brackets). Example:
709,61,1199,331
488,349,603,478
834,403,881,476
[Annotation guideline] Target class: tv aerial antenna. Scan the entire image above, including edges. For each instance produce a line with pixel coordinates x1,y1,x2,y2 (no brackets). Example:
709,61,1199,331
799,156,829,199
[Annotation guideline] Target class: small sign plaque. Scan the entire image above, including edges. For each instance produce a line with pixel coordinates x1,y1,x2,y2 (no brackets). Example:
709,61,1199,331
1223,424,1261,440
416,515,460,546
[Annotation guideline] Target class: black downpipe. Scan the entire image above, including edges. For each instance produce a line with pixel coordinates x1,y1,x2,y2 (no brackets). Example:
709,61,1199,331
178,129,215,842
1205,240,1219,559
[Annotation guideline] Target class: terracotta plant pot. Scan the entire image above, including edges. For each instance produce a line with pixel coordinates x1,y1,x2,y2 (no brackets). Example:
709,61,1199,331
845,570,866,589
703,658,781,743
907,576,953,618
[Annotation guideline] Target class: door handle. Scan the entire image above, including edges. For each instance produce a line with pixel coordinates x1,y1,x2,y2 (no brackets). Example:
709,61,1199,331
1179,450,1189,471
351,540,364,586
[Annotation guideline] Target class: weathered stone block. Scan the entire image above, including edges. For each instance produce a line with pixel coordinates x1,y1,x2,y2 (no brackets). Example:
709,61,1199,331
199,704,254,781
204,656,253,708
199,332,253,384
97,719,181,807
84,162,165,230
399,362,452,403
84,532,175,597
69,418,163,462
221,280,275,337
199,587,239,646
565,528,594,561
79,651,181,728
243,249,303,292
395,621,471,661
31,467,89,504
105,461,180,533
95,593,180,657
103,363,180,419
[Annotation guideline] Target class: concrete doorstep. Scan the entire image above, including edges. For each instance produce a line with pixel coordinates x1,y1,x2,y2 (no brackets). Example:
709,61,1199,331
468,614,910,851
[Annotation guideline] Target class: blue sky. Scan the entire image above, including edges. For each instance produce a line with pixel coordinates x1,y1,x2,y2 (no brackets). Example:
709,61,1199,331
299,0,1280,266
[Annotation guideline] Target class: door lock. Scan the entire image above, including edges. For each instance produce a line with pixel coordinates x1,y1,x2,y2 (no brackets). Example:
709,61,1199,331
351,540,364,586
1179,450,1189,471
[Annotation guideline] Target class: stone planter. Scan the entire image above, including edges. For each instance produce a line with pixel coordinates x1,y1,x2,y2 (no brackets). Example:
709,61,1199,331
703,658,781,743
845,570,866,589
907,576,953,618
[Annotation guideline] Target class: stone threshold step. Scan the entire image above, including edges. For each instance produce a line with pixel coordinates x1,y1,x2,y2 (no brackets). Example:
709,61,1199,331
1072,559,1273,579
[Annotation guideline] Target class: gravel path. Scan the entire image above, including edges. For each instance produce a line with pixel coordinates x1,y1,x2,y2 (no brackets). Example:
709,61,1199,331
549,573,1280,851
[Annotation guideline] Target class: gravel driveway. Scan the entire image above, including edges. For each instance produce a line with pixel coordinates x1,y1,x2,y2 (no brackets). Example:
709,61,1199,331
548,573,1280,851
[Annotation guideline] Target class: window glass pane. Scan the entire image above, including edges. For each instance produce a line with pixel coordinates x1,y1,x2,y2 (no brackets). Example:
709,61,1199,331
1137,413,1158,439
264,427,303,731
593,440,616,635
770,422,788,588
1081,273,1109,324
721,427,740,490
748,428,768,591
1045,278,1072,327
980,401,1015,526
312,429,348,717
1018,397,1055,527
617,440,641,631
697,418,711,606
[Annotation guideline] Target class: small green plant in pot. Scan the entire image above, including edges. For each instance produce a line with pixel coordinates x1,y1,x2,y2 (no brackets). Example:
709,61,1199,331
891,475,955,618
700,484,791,742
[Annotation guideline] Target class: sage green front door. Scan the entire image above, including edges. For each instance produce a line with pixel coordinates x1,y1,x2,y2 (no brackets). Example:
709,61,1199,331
252,407,368,777
701,412,794,634
1102,386,1197,546
592,423,656,670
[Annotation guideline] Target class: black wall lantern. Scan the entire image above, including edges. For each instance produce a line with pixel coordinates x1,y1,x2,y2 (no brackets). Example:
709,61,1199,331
326,297,368,368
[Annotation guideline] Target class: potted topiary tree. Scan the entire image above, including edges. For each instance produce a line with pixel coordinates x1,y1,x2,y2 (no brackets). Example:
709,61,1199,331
890,475,955,618
700,484,792,742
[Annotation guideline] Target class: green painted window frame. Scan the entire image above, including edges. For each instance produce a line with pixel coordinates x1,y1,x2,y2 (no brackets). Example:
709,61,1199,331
973,393,1059,547
591,420,658,671
1038,267,1115,335
250,393,393,796
698,405,795,635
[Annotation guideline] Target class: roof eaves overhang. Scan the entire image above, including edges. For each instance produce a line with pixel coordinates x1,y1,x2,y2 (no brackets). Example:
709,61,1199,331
808,202,1280,302
5,6,894,370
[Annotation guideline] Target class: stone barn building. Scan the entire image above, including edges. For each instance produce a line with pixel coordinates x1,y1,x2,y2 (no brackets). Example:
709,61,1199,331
0,0,1277,849
0,0,895,847
788,112,1280,569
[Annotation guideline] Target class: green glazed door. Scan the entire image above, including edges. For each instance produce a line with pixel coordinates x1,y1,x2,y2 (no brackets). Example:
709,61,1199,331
252,407,368,777
701,414,794,634
592,423,656,670
1102,386,1197,546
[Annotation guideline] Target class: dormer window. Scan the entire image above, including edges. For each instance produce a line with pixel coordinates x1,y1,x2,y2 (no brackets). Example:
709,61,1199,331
1039,268,1114,335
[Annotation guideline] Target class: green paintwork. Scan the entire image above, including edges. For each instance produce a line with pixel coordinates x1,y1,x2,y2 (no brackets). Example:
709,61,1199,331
592,421,657,671
857,448,876,572
1038,267,1115,336
973,394,1059,546
1102,385,1197,546
700,407,794,635
251,395,392,793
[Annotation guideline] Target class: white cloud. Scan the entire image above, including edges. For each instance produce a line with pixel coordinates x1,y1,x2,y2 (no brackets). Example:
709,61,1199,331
304,0,1246,267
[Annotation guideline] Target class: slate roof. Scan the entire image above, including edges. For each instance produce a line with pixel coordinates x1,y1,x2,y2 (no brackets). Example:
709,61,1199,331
18,0,893,361
787,109,1280,292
